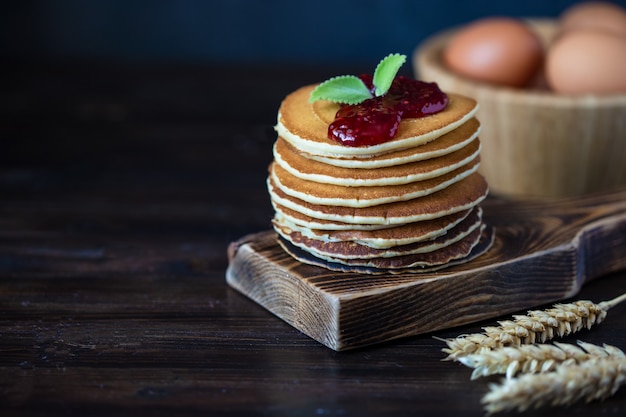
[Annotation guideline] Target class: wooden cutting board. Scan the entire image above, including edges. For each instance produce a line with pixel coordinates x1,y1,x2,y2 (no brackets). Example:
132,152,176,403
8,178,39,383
226,188,626,351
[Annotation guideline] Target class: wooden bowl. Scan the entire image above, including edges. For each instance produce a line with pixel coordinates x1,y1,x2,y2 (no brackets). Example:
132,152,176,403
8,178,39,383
413,19,626,198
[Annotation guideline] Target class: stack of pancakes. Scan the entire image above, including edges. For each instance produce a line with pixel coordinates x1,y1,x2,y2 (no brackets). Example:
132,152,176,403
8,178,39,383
267,84,494,274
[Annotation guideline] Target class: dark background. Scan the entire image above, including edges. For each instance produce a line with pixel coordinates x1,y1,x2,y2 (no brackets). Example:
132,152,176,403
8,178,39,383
5,0,625,68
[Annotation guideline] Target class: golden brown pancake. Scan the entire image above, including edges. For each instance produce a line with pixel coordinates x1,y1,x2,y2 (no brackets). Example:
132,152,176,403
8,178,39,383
273,207,478,249
276,225,494,274
274,136,481,186
300,117,481,169
275,85,479,158
271,201,396,231
274,206,482,259
270,157,481,207
267,172,489,225
277,222,487,269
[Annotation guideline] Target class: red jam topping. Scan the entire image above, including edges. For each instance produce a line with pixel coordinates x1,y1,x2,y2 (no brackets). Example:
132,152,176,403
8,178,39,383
328,75,448,146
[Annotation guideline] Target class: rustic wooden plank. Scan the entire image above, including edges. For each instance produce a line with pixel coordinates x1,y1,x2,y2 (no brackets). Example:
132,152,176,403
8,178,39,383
227,188,626,351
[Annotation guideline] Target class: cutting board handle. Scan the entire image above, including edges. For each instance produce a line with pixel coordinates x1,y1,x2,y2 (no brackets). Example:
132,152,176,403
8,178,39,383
573,191,626,284
484,187,626,289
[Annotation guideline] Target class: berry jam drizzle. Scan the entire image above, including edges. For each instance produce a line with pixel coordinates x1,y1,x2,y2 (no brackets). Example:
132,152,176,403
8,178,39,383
328,75,448,147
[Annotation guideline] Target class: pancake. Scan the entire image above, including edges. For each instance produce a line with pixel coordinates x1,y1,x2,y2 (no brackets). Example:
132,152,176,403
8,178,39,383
300,117,481,169
276,224,494,274
278,224,494,274
274,206,482,260
327,224,486,268
271,201,398,231
275,85,479,158
274,136,481,187
270,157,481,207
267,172,489,225
273,207,478,249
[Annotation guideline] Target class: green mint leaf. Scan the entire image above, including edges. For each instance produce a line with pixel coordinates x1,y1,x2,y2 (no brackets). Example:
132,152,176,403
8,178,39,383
309,75,373,104
373,53,406,97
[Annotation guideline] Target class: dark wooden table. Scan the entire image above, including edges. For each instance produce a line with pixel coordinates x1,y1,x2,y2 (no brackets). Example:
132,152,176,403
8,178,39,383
2,62,626,417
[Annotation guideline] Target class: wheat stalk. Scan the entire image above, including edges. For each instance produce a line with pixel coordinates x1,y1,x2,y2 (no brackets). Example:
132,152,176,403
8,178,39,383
482,353,626,414
460,340,624,380
439,293,626,361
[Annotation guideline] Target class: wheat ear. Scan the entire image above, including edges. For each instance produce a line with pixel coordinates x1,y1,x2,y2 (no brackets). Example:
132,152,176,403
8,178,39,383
460,340,624,380
481,353,626,415
440,293,626,361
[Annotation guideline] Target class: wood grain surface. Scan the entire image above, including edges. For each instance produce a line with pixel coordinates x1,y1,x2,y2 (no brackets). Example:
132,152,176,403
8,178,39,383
2,63,626,417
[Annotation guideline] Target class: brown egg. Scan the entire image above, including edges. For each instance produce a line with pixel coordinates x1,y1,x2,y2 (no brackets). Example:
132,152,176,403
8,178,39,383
546,29,626,94
443,17,544,88
559,1,626,37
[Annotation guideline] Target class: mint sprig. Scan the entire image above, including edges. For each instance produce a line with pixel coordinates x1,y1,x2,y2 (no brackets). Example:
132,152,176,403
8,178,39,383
308,75,372,105
373,53,406,97
309,53,407,104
